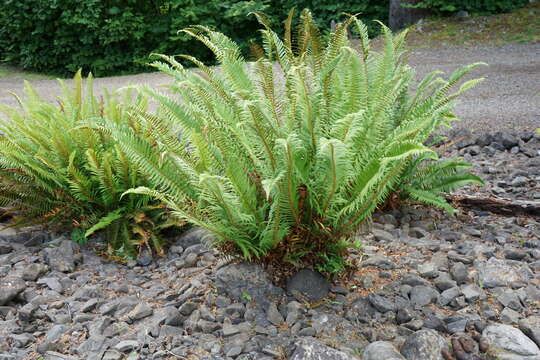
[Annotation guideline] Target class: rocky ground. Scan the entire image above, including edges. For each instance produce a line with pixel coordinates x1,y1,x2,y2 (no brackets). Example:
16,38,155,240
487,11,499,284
0,129,539,360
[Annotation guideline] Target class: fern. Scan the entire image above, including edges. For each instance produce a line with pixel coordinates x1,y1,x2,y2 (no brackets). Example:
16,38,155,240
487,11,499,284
107,11,483,271
0,71,179,257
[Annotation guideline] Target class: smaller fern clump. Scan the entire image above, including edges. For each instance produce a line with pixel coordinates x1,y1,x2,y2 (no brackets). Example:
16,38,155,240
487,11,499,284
0,71,175,257
112,10,484,273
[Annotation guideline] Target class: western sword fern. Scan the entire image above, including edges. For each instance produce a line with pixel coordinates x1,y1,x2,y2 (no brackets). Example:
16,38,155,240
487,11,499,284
0,71,176,257
112,10,483,271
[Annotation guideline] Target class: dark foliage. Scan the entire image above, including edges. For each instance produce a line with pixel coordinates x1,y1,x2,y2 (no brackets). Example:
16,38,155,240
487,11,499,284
0,0,388,76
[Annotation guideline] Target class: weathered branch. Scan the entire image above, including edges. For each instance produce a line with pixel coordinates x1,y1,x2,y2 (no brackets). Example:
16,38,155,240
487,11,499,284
447,195,540,217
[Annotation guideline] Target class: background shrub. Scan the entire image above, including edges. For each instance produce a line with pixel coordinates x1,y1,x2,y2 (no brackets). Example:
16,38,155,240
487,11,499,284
0,0,387,76
0,71,177,257
0,0,528,76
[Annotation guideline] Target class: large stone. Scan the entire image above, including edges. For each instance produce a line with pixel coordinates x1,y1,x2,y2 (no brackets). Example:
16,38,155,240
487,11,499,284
76,335,107,356
450,262,468,284
437,287,461,307
215,262,283,309
290,338,356,360
410,285,438,307
368,294,395,313
519,317,540,348
0,241,13,255
287,269,330,302
0,277,26,305
266,302,284,326
477,258,531,288
46,324,69,343
42,239,79,273
114,340,139,353
401,329,448,360
173,227,213,248
126,303,153,321
360,255,395,270
22,263,49,281
363,341,405,360
483,324,540,358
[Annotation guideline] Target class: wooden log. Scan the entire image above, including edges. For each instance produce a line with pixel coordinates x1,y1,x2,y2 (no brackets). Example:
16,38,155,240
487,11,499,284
447,195,540,217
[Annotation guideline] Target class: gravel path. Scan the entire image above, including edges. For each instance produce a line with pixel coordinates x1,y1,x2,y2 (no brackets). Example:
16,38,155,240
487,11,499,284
1,43,539,132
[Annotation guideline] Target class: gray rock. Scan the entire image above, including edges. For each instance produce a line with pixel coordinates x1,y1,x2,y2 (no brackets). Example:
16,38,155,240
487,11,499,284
37,277,63,293
18,302,37,322
511,176,529,187
360,255,395,270
368,294,395,313
461,284,484,302
519,316,540,348
450,262,468,284
483,324,540,358
290,338,354,360
298,327,316,336
10,333,35,348
437,287,461,306
402,275,429,287
21,263,48,281
476,133,494,147
287,269,330,302
494,131,519,150
434,274,457,291
198,319,220,333
222,319,240,336
215,262,283,309
418,263,438,279
286,301,303,325
0,241,12,255
0,277,26,305
81,299,99,313
501,307,521,324
504,248,528,261
372,229,395,243
126,303,153,321
410,286,438,307
173,227,212,248
42,239,79,273
114,340,139,352
226,346,242,357
363,341,405,360
178,301,198,316
46,324,69,343
401,329,448,360
478,258,531,288
447,319,468,334
423,316,447,332
76,335,107,356
498,291,524,311
396,308,414,325
267,302,284,326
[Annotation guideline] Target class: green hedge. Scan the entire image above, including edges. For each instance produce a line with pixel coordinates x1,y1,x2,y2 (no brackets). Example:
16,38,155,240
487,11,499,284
0,0,387,76
0,0,528,76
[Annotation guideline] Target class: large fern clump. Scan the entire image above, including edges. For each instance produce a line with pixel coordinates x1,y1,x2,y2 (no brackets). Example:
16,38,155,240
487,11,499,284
114,10,483,271
0,71,175,257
